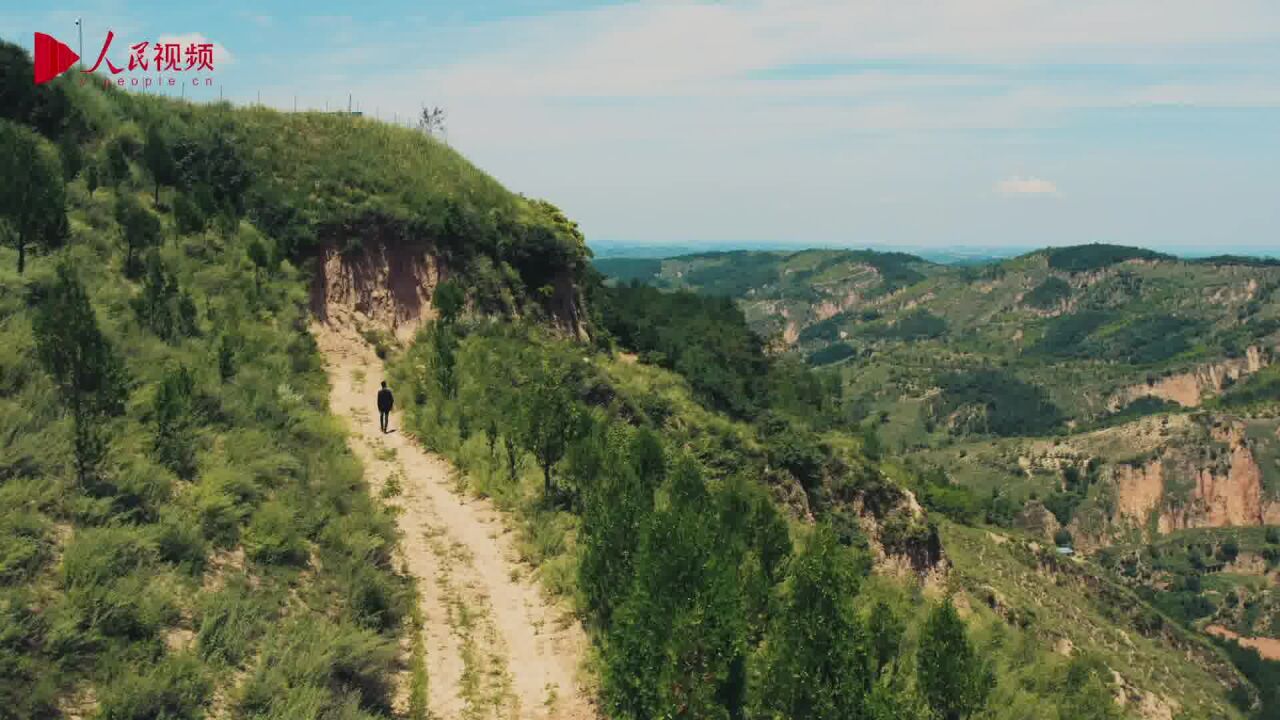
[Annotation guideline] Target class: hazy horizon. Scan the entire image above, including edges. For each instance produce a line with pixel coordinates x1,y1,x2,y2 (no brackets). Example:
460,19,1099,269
587,238,1279,261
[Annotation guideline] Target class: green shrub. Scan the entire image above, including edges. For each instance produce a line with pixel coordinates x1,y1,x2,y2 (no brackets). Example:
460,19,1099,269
345,563,405,632
197,579,269,666
0,510,51,583
153,509,207,572
237,618,396,716
62,526,157,590
97,654,211,720
244,500,307,565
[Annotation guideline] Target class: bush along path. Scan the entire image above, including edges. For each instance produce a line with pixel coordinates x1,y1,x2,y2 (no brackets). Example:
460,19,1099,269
312,319,597,720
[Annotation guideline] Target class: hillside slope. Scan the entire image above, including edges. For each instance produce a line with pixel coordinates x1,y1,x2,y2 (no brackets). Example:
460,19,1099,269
0,39,589,717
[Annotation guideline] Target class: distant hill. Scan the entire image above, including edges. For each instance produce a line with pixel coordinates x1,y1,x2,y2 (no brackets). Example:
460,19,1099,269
596,248,944,342
597,242,1280,712
598,242,1280,532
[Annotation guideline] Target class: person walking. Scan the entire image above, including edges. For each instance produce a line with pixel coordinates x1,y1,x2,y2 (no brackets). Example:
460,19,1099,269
377,381,394,433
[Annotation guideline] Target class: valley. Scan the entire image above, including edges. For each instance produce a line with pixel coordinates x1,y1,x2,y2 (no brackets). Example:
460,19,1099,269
598,245,1280,717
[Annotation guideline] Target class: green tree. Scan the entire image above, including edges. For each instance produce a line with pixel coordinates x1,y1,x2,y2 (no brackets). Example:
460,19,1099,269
143,123,177,203
433,280,466,325
132,253,197,341
757,523,872,719
577,426,661,625
58,131,82,180
603,458,747,720
0,120,67,273
518,348,585,503
173,192,206,235
33,264,128,484
115,194,162,277
101,137,130,186
153,364,198,479
917,598,993,720
432,321,458,401
867,600,905,679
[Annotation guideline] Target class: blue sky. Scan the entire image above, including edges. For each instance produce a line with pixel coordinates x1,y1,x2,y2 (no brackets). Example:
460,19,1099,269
4,1,1279,252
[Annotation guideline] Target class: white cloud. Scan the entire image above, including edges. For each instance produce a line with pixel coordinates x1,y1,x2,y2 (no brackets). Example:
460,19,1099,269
996,177,1061,196
155,32,233,66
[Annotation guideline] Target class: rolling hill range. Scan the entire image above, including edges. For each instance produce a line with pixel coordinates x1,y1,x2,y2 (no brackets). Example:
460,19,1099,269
598,244,1280,704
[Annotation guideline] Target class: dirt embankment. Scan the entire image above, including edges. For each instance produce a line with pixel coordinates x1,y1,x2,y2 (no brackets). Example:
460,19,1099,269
1093,420,1280,542
1109,346,1270,409
1205,625,1280,661
310,239,444,343
309,231,589,342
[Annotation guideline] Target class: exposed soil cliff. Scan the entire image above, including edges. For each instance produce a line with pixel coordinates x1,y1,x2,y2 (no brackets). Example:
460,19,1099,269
1110,346,1271,409
308,226,589,342
310,239,445,342
1071,419,1280,547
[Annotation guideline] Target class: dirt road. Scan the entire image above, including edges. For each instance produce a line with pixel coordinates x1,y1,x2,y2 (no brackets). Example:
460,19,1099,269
313,321,597,720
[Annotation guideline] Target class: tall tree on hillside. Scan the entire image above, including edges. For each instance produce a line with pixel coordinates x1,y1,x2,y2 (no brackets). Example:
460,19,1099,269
0,120,67,273
917,598,994,720
604,458,747,720
115,194,162,277
577,425,661,626
153,364,198,479
33,264,128,484
143,123,177,204
518,348,585,504
433,280,465,325
757,523,873,719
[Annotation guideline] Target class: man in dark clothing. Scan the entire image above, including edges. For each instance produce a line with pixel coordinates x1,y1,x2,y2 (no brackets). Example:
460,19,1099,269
377,381,394,433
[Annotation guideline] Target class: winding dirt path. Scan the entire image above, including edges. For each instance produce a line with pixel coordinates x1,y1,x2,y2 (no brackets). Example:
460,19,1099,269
313,320,597,720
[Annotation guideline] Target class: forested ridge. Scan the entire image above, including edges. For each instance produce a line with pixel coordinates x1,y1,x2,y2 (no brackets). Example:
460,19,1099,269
0,35,1267,720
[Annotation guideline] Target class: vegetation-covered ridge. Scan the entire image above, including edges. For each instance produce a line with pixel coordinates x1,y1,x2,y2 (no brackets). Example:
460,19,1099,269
0,36,590,718
592,243,1279,716
385,263,1260,717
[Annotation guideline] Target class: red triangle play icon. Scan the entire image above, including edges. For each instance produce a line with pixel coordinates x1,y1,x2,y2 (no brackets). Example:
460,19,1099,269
33,32,79,85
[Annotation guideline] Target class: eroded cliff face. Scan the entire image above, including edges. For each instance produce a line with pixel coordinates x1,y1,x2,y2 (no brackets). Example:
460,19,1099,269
308,227,590,341
1109,346,1271,409
310,240,444,342
1114,460,1165,524
1071,419,1280,547
1000,415,1279,551
1156,423,1280,532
